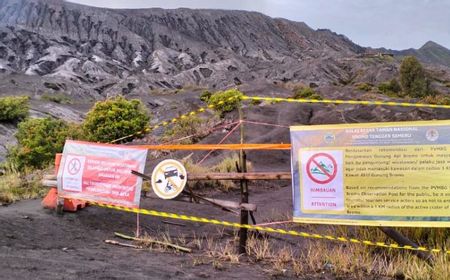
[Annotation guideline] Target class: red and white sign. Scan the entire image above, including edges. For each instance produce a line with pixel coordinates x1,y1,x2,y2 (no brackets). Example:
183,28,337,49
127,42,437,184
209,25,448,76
57,140,148,208
306,153,338,184
62,155,86,192
300,150,344,212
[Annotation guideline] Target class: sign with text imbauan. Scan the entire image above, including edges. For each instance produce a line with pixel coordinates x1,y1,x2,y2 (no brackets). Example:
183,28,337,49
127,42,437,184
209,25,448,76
57,140,148,208
290,120,450,227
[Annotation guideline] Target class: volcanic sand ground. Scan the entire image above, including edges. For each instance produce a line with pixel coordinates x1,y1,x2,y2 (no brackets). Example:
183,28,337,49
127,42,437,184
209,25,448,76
1,182,337,280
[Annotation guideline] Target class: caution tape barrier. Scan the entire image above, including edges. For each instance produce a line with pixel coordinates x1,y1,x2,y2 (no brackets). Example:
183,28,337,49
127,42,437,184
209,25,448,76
110,95,241,143
241,95,450,109
87,201,446,255
111,94,450,143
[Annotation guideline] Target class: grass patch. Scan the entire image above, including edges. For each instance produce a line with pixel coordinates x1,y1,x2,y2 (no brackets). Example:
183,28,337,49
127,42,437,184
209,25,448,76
183,153,252,192
161,115,219,144
355,82,373,92
41,93,72,104
422,94,450,105
0,170,47,204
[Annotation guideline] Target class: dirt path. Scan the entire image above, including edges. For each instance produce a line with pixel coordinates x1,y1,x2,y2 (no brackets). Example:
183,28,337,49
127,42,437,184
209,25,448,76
0,184,325,280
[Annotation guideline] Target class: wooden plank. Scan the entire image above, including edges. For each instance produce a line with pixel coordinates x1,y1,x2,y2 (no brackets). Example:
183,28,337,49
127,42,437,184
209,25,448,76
188,172,291,181
45,172,292,182
132,143,291,150
145,191,257,212
44,183,258,212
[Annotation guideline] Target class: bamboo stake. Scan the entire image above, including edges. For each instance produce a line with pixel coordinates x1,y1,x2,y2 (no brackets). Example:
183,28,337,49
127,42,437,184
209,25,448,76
114,232,192,253
104,239,143,249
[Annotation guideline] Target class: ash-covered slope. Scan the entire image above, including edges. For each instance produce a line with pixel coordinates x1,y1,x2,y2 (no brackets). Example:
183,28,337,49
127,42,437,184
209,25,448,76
0,0,370,97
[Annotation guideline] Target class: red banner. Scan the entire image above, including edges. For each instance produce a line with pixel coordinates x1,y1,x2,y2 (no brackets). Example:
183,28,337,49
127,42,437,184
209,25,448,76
58,141,148,208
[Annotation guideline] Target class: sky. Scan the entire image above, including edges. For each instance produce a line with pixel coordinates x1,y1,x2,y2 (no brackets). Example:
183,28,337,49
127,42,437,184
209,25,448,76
68,0,450,50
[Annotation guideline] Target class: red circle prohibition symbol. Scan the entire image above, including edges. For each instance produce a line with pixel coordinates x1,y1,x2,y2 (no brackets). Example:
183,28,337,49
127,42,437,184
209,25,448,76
306,153,337,184
67,158,81,175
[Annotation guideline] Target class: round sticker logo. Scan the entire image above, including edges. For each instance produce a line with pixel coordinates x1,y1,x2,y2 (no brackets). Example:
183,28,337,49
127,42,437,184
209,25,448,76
324,133,335,144
306,153,337,184
425,128,439,142
151,159,187,199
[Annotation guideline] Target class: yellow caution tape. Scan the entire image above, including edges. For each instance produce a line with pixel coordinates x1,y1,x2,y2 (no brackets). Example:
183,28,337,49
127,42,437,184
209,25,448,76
241,96,450,109
110,95,241,143
111,94,448,143
88,201,448,255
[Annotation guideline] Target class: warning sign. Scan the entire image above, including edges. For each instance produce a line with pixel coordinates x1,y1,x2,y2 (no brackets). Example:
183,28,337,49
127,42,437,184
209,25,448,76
290,120,450,227
306,153,338,184
61,155,86,192
57,140,148,208
151,159,187,200
300,150,344,213
67,157,82,175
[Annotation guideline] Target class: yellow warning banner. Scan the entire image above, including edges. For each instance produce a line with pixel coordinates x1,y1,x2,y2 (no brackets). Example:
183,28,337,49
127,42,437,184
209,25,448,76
290,120,450,227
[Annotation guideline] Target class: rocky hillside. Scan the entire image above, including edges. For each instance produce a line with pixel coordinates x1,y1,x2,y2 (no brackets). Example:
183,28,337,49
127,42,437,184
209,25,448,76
393,41,450,68
0,0,391,98
0,0,449,164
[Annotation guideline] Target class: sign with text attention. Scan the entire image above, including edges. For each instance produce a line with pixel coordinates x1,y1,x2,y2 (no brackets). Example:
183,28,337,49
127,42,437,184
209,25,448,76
57,140,148,208
290,120,450,227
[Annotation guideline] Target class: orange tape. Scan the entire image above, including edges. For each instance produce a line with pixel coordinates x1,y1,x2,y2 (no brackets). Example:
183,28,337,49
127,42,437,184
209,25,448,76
131,143,291,150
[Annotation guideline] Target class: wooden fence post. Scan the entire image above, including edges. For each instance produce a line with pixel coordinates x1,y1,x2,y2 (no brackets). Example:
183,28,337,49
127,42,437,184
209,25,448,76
238,105,249,255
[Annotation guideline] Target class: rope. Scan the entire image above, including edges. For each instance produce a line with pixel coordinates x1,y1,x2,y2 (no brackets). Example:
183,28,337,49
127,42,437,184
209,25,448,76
197,122,242,165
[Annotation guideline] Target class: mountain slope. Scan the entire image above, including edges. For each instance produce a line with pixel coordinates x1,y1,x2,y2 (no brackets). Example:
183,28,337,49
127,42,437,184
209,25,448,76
0,0,372,97
393,41,450,68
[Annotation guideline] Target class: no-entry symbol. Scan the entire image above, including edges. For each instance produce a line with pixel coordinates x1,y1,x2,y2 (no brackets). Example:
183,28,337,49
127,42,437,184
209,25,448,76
67,158,81,175
306,153,337,184
151,159,187,200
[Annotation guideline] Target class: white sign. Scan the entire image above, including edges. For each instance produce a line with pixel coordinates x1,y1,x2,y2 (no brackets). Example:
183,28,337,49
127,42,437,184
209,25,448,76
151,159,187,199
61,154,86,192
300,150,344,213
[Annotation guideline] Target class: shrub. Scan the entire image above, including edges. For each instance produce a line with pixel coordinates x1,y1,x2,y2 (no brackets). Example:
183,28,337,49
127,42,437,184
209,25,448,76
250,99,262,106
7,118,81,171
161,115,205,144
0,96,29,122
355,83,373,92
378,79,402,96
200,90,212,102
207,89,244,116
83,96,150,142
400,56,431,98
292,87,322,100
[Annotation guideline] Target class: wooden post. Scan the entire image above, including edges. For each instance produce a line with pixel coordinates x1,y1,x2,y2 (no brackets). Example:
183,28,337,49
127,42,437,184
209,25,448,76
378,227,434,263
238,105,249,255
56,196,64,215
